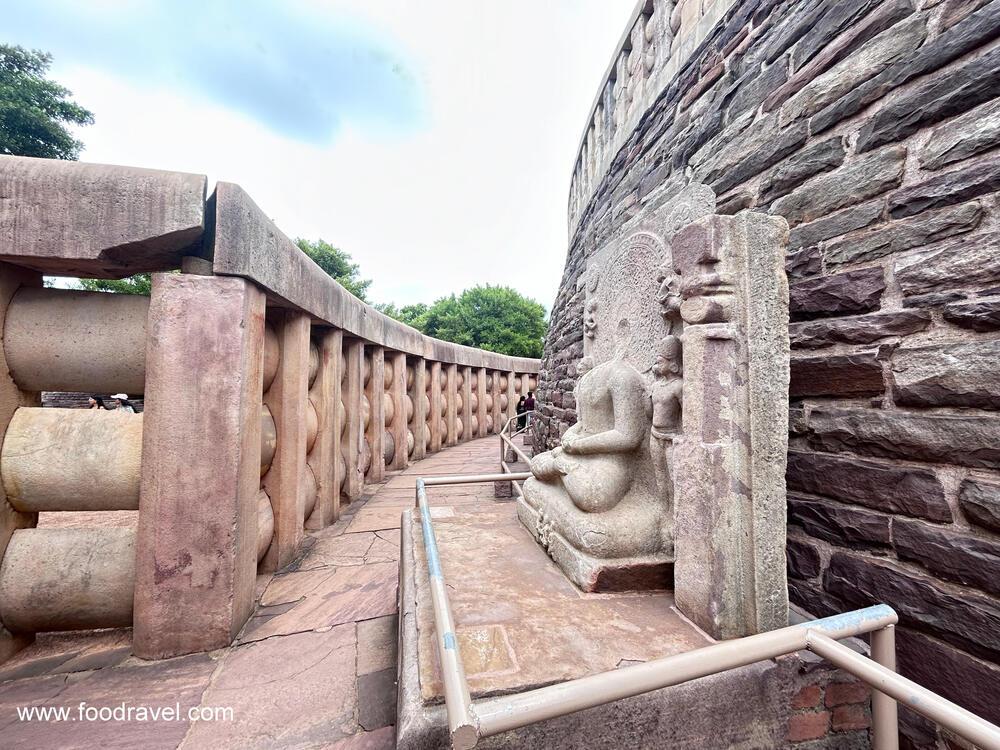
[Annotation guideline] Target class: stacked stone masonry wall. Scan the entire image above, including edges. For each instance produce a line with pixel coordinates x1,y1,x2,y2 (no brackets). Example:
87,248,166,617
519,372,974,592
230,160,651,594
536,0,1000,746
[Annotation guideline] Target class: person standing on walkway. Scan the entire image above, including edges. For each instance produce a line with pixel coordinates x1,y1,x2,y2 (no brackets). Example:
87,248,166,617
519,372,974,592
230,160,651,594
516,395,527,430
524,391,536,428
88,395,107,409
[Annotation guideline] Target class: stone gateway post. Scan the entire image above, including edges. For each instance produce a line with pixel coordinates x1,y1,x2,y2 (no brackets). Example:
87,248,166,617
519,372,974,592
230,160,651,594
671,208,791,640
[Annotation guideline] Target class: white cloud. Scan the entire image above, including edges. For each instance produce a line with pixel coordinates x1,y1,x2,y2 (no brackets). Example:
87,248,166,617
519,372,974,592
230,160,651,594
31,1,635,311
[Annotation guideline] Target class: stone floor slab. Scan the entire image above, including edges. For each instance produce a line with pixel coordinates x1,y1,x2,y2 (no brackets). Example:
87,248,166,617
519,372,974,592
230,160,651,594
240,562,398,643
180,625,357,749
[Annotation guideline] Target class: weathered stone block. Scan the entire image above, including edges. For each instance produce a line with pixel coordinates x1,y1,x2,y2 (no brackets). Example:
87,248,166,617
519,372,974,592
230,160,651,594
786,450,950,522
893,517,1000,597
787,535,822,580
790,268,884,321
771,146,906,227
959,478,1000,533
806,405,1000,470
790,310,931,349
824,552,1000,662
824,200,982,268
694,112,808,195
780,15,926,127
790,351,883,398
856,45,1000,153
785,246,823,280
788,199,883,251
889,155,1000,219
921,97,1000,171
809,1,1000,135
896,628,1000,726
760,136,845,204
892,340,1000,409
943,299,1000,331
895,230,1000,297
788,494,891,548
0,155,206,277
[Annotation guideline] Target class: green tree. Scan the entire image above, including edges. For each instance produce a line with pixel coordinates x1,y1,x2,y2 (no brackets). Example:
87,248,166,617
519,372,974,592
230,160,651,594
419,286,547,358
0,45,93,160
79,274,153,295
295,238,371,301
375,301,429,329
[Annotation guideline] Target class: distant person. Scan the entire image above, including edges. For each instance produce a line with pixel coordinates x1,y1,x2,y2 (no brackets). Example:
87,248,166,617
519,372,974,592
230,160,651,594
112,393,136,414
516,395,527,430
524,391,536,426
88,395,107,410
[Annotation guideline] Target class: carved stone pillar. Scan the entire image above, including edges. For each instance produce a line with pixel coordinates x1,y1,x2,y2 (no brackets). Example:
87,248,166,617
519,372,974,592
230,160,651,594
389,351,408,470
428,362,442,453
445,363,458,447
476,368,488,438
306,327,342,529
411,357,427,461
261,308,309,572
0,263,42,662
342,339,365,502
366,346,385,483
135,274,264,658
460,366,473,442
672,210,790,639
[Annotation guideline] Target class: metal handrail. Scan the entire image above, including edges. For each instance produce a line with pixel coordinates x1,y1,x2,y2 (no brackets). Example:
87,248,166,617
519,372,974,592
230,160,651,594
415,473,1000,750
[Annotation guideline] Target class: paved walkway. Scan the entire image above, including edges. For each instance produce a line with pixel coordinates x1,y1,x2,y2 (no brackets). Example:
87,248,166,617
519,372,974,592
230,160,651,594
0,436,506,749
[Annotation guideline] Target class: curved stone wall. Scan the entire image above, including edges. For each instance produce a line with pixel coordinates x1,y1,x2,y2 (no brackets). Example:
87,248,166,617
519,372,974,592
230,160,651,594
538,0,1000,742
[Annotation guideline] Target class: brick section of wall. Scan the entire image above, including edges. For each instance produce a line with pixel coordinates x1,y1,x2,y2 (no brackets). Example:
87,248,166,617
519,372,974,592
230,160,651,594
536,1,1000,746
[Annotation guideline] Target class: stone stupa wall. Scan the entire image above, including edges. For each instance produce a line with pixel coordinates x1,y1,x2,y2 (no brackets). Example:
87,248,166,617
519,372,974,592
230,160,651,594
534,0,1000,744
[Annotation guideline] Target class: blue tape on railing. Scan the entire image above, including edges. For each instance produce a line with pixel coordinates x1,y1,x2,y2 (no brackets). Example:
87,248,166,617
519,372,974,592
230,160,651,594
443,632,457,650
798,604,897,634
417,479,444,579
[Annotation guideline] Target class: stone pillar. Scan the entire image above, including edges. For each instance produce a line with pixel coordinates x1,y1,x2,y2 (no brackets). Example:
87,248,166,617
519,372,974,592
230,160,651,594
490,370,502,435
0,262,40,663
342,339,365,502
134,274,265,659
306,327,342,529
410,357,427,461
672,211,790,639
366,346,386,482
261,308,310,572
506,370,517,425
476,368,488,438
460,366,473,442
429,361,442,453
445,363,458,447
389,351,408,470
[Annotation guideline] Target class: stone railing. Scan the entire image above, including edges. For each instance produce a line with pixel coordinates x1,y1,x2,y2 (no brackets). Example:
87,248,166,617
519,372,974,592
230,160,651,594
0,154,539,663
568,0,739,234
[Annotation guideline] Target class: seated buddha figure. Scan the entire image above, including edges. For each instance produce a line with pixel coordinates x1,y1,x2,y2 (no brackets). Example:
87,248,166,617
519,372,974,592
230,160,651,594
521,350,668,564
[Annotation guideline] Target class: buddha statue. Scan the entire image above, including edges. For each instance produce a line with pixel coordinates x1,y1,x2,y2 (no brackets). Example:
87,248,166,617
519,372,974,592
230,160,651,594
520,324,674,591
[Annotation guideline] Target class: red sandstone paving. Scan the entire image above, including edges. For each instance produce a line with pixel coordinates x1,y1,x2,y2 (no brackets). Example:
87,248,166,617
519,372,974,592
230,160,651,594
0,436,509,748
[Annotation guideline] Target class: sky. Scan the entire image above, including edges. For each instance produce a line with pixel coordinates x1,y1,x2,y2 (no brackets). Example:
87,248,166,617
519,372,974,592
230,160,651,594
6,0,636,312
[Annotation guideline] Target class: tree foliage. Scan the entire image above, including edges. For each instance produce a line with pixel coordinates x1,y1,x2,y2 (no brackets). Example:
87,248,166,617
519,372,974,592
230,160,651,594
295,238,371,301
374,302,429,328
0,45,93,160
381,286,547,358
80,274,153,295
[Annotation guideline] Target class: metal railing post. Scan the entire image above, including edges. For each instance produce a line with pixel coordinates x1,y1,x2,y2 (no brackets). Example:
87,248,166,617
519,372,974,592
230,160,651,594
870,625,899,750
807,632,1000,750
